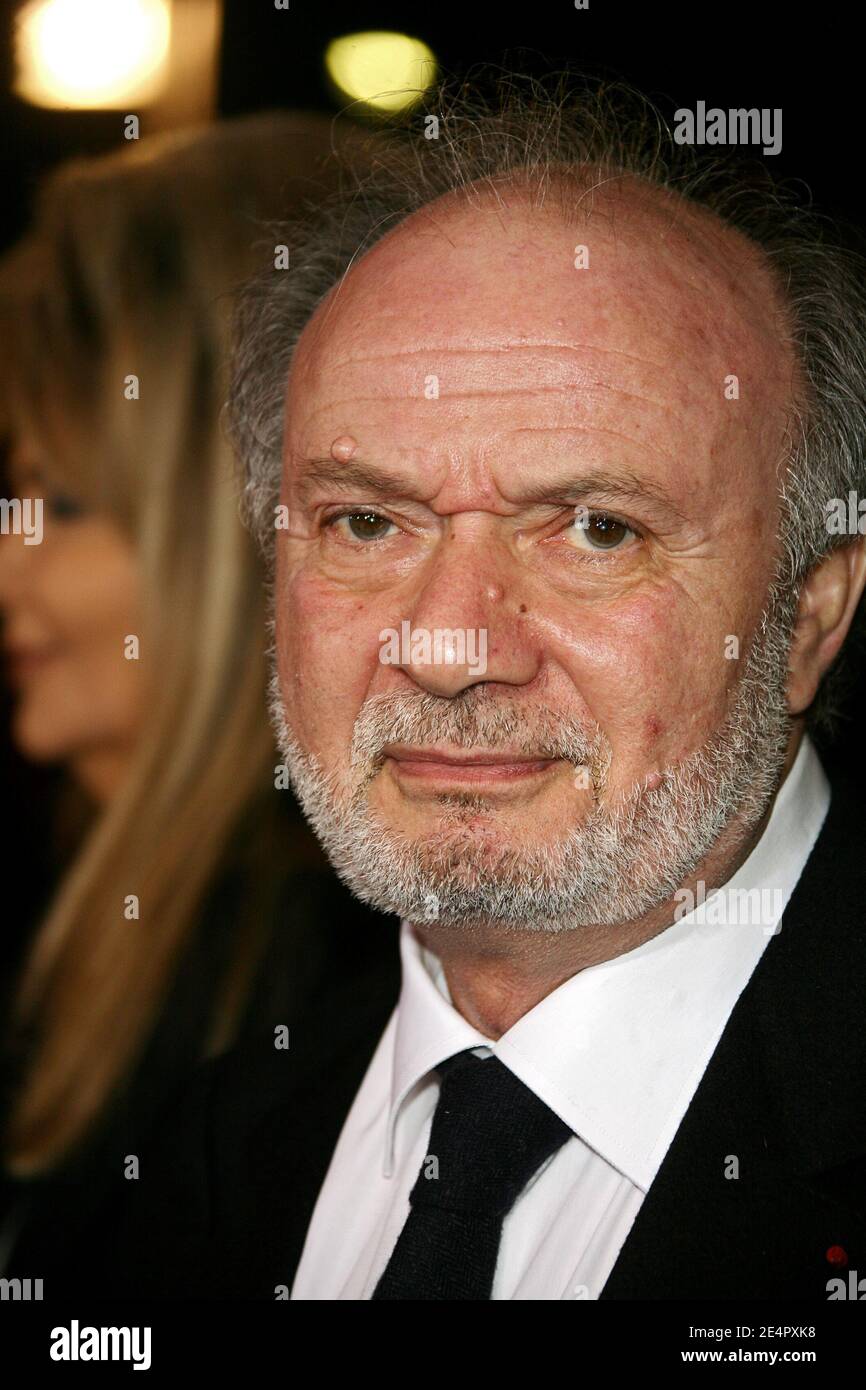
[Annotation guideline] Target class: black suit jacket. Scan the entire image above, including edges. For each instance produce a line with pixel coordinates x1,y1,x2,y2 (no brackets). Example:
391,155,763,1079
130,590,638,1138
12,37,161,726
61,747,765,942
31,772,866,1300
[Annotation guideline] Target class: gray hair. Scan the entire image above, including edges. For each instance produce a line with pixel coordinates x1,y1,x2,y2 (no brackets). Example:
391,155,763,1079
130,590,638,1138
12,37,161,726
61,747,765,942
227,69,866,736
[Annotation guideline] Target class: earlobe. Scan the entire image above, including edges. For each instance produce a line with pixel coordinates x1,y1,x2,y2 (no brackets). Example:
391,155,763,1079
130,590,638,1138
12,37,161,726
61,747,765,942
787,537,866,716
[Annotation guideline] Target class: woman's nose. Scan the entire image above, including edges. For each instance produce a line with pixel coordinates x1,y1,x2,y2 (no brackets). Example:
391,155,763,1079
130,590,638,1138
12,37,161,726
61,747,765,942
0,504,43,599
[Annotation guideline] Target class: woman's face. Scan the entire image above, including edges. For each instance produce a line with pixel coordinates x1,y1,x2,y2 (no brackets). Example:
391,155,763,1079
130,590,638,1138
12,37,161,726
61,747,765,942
0,438,144,801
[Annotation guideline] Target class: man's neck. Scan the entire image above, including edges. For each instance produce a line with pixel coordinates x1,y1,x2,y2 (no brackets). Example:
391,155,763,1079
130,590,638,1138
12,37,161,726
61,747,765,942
413,729,805,1040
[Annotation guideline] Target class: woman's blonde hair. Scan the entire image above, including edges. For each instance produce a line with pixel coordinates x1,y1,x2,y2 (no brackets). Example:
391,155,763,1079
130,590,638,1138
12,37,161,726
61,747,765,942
0,112,349,1175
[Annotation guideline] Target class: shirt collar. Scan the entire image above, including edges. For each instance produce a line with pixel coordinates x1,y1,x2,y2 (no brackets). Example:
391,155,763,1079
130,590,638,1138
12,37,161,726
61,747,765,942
387,735,830,1187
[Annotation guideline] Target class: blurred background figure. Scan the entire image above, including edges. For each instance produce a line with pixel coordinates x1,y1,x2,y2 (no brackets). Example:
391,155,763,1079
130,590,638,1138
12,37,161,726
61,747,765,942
0,112,366,1276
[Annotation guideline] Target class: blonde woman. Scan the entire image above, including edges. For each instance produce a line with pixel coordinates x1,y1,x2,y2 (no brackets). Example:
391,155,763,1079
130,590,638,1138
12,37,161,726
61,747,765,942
0,113,381,1279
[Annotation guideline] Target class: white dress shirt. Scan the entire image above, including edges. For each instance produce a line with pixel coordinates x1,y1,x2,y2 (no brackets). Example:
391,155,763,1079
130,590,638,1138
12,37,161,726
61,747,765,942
292,736,830,1300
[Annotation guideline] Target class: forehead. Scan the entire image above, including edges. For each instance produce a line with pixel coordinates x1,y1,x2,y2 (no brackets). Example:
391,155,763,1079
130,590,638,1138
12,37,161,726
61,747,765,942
285,179,796,486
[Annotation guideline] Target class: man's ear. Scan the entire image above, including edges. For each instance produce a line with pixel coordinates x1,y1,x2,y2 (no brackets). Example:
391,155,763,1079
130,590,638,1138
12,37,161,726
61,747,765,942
787,536,866,716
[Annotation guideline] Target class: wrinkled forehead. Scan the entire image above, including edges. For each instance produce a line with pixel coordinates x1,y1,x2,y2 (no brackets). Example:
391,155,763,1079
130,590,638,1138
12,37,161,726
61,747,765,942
285,176,798,470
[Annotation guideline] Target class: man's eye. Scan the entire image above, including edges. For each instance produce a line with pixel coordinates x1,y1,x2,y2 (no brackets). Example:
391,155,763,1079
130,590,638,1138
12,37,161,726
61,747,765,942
328,510,397,543
565,510,636,552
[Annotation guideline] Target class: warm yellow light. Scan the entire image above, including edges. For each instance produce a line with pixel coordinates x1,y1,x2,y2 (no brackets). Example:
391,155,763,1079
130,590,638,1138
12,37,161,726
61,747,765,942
15,0,172,109
325,31,436,114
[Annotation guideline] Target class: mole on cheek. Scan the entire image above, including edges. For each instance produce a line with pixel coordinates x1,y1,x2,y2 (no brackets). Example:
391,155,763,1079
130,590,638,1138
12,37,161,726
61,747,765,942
645,714,663,741
330,435,358,462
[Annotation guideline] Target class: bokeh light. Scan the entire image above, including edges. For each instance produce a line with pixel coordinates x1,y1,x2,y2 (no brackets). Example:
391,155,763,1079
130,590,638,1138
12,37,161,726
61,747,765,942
15,0,172,109
325,31,436,114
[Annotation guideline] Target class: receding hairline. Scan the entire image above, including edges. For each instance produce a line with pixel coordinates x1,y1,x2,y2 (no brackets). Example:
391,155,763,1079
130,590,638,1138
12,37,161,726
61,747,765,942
293,161,805,419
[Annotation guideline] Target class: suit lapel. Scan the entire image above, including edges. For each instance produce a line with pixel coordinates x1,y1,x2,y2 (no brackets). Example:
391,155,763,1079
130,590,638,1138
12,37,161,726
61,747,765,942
601,775,866,1299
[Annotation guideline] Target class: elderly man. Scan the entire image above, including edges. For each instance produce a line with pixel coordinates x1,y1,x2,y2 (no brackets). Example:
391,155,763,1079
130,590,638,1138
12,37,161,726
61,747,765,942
93,75,866,1301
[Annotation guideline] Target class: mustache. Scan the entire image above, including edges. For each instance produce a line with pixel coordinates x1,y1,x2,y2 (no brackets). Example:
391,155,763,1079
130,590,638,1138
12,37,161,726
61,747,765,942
350,689,608,770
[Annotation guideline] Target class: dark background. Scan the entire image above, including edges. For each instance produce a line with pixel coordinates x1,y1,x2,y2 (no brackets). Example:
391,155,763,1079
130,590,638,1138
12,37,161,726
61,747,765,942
1,0,863,910
1,1,861,246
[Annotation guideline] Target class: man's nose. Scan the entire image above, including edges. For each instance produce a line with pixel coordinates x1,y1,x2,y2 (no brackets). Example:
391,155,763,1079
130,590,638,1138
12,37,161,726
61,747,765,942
386,537,540,697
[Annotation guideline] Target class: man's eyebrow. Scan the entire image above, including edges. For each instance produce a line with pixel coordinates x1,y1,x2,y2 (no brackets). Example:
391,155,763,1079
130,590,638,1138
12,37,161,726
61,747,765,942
293,457,428,503
293,457,688,522
517,469,689,522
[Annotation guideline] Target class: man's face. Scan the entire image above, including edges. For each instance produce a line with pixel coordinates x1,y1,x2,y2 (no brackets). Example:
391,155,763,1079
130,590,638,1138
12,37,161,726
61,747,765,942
272,182,798,930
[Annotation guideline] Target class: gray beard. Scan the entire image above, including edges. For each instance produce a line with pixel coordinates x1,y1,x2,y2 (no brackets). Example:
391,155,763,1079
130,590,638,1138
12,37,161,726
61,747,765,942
268,583,798,932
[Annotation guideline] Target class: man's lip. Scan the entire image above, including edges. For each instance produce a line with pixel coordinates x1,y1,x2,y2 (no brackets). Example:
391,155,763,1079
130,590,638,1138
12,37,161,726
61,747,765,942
384,744,559,767
383,746,562,783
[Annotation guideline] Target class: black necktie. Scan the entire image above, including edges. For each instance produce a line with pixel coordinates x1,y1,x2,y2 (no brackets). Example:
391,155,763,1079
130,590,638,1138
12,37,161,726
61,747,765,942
372,1049,573,1300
